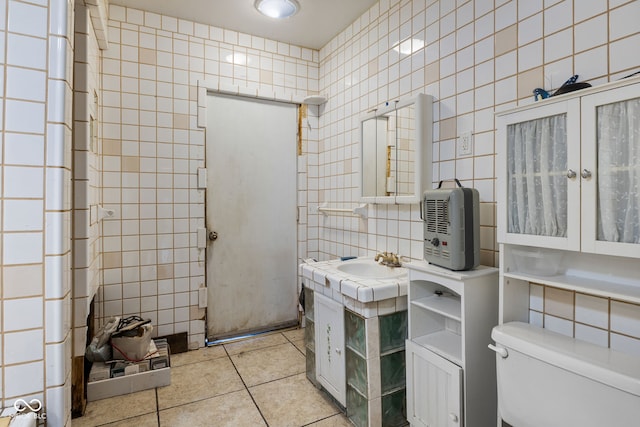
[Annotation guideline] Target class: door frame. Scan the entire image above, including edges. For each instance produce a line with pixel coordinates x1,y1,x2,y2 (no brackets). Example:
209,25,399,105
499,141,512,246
201,87,301,342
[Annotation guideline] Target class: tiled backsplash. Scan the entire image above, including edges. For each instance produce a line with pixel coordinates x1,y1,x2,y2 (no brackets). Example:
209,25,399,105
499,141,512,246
530,284,640,356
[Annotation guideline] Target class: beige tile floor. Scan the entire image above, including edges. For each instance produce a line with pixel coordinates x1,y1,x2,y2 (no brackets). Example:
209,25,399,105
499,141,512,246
74,328,352,427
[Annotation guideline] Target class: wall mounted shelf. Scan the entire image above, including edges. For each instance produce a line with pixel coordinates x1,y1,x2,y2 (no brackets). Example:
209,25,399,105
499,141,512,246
317,203,367,218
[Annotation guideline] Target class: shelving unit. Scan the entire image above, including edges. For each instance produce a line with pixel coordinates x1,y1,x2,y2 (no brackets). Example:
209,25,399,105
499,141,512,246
405,261,498,427
495,77,640,425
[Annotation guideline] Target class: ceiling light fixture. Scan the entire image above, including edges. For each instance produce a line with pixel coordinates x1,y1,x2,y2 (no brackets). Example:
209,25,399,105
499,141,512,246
392,38,425,55
255,0,300,19
225,53,249,65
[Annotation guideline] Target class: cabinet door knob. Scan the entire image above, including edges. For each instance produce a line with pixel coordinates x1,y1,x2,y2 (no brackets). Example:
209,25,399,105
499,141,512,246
335,348,341,355
581,169,592,179
566,169,577,179
449,413,459,423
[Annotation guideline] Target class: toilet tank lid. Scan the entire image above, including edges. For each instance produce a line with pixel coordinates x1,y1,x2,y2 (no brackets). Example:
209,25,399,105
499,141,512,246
492,322,640,396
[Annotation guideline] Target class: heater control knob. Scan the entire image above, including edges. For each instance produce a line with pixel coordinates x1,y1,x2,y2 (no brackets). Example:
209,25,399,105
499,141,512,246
431,237,440,247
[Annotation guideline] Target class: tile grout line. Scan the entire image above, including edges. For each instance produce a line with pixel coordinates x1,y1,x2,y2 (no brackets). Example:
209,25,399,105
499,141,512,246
223,340,272,427
155,387,161,426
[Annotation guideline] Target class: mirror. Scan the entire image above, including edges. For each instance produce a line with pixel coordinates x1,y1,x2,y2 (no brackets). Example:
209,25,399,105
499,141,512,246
360,93,432,204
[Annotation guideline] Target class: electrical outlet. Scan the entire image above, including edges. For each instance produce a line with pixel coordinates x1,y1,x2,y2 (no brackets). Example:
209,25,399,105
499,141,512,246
458,131,473,156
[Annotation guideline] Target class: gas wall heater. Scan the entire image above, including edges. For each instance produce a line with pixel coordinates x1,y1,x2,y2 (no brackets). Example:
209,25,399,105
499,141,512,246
421,180,480,271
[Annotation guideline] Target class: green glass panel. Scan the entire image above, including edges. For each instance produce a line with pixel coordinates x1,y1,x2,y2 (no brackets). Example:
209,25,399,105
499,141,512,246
346,347,367,397
381,350,406,393
345,309,366,356
347,386,368,427
382,388,407,427
379,310,407,353
305,348,317,385
304,287,314,321
305,319,315,352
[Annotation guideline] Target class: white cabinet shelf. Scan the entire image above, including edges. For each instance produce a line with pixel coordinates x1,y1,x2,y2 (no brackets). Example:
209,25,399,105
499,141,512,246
503,270,640,306
405,261,498,427
411,295,461,322
412,331,462,366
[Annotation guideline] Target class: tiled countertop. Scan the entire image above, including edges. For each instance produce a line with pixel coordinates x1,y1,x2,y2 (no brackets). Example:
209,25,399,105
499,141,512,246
300,258,408,304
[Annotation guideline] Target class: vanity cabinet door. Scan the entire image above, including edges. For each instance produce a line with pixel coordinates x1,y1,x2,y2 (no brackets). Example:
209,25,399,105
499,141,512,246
314,292,346,406
406,340,462,427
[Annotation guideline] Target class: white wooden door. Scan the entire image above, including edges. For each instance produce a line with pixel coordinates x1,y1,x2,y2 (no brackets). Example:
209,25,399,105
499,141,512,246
315,292,346,406
580,83,640,258
205,94,298,340
406,340,462,427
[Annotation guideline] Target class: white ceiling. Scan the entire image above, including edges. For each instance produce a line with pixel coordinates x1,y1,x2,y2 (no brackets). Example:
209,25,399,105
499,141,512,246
108,0,379,50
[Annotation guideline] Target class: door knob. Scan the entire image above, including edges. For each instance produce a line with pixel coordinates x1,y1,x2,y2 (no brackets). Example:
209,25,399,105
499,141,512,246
566,169,577,179
209,231,218,241
581,169,592,179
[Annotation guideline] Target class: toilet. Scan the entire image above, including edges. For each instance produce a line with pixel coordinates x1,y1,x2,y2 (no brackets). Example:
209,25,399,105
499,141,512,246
490,321,640,427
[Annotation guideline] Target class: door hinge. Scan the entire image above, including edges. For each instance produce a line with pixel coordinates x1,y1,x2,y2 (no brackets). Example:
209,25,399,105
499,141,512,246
198,286,207,308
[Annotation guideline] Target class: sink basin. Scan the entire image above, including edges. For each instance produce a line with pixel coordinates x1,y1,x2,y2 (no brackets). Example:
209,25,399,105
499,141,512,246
336,260,406,279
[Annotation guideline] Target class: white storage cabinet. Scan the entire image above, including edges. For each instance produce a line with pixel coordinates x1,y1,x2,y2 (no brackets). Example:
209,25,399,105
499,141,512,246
497,77,640,258
495,77,640,424
405,262,498,427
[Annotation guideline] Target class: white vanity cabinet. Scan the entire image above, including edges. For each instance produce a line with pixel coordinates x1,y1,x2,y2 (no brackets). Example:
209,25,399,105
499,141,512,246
405,262,498,427
314,292,346,406
497,77,640,258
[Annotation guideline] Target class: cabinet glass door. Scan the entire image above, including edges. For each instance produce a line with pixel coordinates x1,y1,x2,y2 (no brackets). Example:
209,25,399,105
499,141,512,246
497,100,581,250
507,113,568,237
582,83,640,258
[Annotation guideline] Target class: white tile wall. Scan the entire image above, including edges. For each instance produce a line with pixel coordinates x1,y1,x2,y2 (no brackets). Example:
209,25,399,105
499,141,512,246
0,0,74,424
529,283,640,354
0,0,625,420
308,0,639,270
98,5,318,348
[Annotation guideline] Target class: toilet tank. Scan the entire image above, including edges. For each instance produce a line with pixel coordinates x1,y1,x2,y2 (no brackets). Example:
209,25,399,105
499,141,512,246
491,322,640,427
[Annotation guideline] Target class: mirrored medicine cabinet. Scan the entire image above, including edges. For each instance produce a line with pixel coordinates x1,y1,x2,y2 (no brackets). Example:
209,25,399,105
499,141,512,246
360,93,432,204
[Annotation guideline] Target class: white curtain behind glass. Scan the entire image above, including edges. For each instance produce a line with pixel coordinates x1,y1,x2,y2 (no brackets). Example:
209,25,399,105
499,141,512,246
507,114,568,236
597,98,640,243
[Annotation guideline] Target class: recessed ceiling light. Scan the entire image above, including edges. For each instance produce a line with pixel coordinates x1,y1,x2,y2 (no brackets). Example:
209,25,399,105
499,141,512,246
225,53,249,65
392,38,425,55
255,0,300,19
